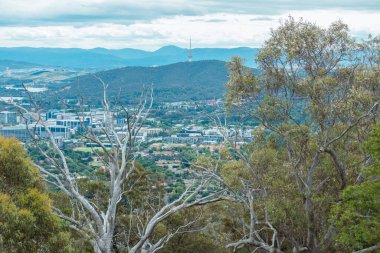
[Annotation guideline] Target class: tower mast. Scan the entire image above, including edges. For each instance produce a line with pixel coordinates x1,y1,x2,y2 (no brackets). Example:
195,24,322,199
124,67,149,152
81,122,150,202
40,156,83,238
188,37,192,62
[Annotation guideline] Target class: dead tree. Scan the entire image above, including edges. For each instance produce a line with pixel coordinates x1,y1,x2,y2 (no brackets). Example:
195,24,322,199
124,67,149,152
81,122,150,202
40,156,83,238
6,79,228,253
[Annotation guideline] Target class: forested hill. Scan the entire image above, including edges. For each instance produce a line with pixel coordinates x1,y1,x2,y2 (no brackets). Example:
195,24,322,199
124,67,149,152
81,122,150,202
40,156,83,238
58,60,258,103
0,59,41,71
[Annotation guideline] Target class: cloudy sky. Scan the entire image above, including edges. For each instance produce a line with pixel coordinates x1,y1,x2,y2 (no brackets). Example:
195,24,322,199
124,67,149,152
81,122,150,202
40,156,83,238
0,0,379,50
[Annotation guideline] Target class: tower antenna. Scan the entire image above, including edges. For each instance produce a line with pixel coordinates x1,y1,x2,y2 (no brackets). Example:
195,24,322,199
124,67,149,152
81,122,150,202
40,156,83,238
188,37,192,62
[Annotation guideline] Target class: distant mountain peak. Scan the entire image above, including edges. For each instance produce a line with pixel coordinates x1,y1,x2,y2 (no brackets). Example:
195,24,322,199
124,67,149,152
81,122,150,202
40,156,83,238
154,45,186,55
156,45,183,50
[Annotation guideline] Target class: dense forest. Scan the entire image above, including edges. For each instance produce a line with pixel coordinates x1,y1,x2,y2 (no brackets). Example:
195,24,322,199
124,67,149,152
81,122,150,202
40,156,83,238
0,17,379,253
57,60,254,104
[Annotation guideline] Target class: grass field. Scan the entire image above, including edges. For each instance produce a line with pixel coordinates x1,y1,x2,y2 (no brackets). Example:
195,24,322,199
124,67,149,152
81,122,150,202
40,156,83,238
89,161,104,167
73,147,108,153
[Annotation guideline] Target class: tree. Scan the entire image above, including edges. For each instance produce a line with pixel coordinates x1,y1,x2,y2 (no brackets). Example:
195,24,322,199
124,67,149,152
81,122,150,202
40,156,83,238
7,80,228,253
159,207,230,253
224,17,379,252
0,136,72,253
333,124,380,252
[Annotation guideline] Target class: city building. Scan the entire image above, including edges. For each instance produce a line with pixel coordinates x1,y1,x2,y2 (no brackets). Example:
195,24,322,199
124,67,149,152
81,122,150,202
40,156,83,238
0,111,17,125
0,124,71,145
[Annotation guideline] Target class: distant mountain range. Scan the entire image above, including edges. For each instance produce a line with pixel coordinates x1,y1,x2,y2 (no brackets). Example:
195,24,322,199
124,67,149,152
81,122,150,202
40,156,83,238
0,46,259,70
57,60,258,104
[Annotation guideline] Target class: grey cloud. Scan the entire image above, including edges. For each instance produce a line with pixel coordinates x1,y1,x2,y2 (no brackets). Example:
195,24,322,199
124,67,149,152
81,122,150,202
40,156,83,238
250,17,274,21
206,19,226,23
190,18,226,23
0,0,379,26
0,1,196,26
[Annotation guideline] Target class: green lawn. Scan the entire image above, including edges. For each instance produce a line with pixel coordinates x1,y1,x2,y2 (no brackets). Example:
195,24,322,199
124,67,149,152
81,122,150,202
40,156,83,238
89,161,104,167
73,147,107,153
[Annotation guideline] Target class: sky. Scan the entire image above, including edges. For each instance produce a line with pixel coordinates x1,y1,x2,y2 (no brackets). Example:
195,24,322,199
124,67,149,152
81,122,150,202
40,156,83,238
0,0,379,50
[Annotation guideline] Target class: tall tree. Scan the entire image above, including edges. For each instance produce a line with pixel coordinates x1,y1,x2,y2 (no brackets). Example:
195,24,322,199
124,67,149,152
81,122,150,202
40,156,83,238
224,17,379,252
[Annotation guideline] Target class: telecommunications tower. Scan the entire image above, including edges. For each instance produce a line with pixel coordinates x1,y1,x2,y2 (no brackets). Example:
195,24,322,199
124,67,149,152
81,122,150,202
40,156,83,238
188,38,192,62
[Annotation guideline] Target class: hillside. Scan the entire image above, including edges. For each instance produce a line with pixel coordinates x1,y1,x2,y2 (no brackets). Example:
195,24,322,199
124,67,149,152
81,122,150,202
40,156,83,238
0,59,41,71
0,46,260,70
58,60,258,103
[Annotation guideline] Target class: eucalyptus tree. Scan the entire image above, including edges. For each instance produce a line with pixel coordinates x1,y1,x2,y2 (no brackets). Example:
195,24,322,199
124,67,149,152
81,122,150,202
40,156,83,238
224,17,379,252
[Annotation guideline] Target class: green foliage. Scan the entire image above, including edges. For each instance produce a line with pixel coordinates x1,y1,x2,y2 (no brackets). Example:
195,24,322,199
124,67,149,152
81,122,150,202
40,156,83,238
221,159,251,189
0,137,42,194
159,207,230,253
0,136,72,253
223,17,379,252
27,145,94,176
333,124,380,251
225,56,259,110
